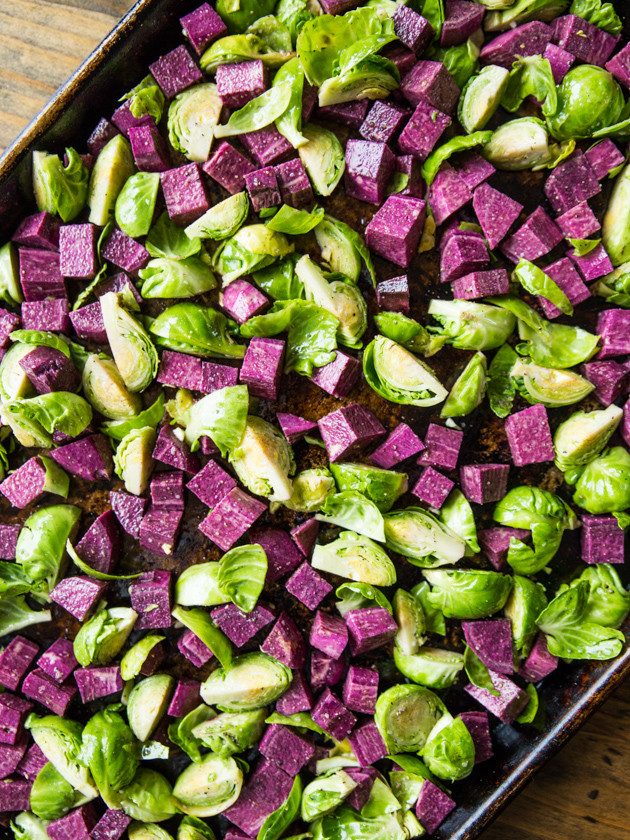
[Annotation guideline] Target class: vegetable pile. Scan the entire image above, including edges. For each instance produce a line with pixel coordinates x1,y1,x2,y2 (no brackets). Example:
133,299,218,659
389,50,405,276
1,0,630,838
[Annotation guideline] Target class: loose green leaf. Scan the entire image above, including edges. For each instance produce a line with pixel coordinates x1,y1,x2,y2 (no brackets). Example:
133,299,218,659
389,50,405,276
183,385,249,457
258,775,303,840
66,540,141,581
146,211,202,260
422,131,493,185
569,0,622,34
266,205,324,235
502,56,558,117
148,303,245,359
464,645,500,696
317,491,386,542
32,149,89,222
512,259,572,315
569,237,602,256
215,78,294,138
217,545,268,613
487,343,518,418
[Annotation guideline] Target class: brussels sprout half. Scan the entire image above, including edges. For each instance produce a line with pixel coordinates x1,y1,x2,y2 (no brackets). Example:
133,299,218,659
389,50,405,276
374,684,447,753
25,715,97,799
312,530,397,587
185,192,249,241
114,426,156,496
298,124,346,197
393,647,465,690
483,118,554,170
173,753,243,818
573,447,630,514
282,468,335,513
329,462,408,513
424,569,513,619
87,135,136,227
603,162,630,266
231,416,295,502
428,299,516,350
364,336,448,407
192,709,267,756
168,83,223,162
200,652,292,710
511,359,594,407
384,507,467,568
73,607,137,668
82,354,142,420
393,589,427,656
127,675,175,742
100,293,158,393
554,404,623,473
459,65,510,134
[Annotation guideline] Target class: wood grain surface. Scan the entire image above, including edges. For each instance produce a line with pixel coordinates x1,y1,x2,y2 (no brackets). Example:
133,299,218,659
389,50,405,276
0,3,628,838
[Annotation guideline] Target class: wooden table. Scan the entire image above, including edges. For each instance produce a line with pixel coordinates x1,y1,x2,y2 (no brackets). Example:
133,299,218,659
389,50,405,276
1,2,629,838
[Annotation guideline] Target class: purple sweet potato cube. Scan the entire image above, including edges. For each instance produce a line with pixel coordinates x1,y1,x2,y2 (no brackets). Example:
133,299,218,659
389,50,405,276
318,100,370,129
47,804,97,840
291,518,319,557
597,309,630,358
606,41,630,88
544,152,601,215
0,694,33,745
181,3,227,54
277,413,317,444
581,514,625,565
0,524,20,560
75,666,123,703
216,60,267,109
49,435,113,481
59,223,98,279
150,45,202,98
286,562,332,611
22,668,77,715
543,42,575,83
309,611,348,659
555,201,600,240
0,308,19,349
311,688,356,742
224,758,293,837
359,101,409,145
463,619,514,674
167,679,201,718
16,742,47,781
19,247,65,300
178,629,213,667
428,164,473,226
505,404,554,466
480,21,552,68
50,576,108,622
0,637,38,692
21,298,69,333
501,207,563,263
416,780,456,833
87,117,119,155
161,163,209,226
553,14,619,67
150,471,185,511
139,506,183,557
365,195,427,267
456,152,495,190
392,5,434,54
459,710,493,763
376,275,410,313
570,242,613,282
275,158,314,208
153,425,200,474
399,99,451,160
90,809,132,840
440,230,488,283
586,138,626,179
464,670,530,723
211,603,275,647
276,670,313,715
130,570,173,629
111,100,154,136
346,607,397,656
370,422,424,468
128,122,171,172
259,724,315,776
343,665,378,714
346,767,378,811
102,227,151,273
348,721,387,767
318,403,385,462
200,361,239,393
419,423,463,469
109,491,147,538
240,336,285,400
240,126,294,168
395,154,424,198
344,140,396,206
310,649,346,693
187,459,236,508
157,350,202,390
244,167,282,213
479,526,530,571
70,301,107,343
460,464,509,505
0,456,65,509
581,360,628,406
401,60,460,114
37,639,77,685
518,633,559,683
261,611,306,669
452,268,510,299
199,488,266,550
203,142,257,194
0,736,28,780
442,0,485,47
0,777,33,813
222,279,268,324
12,211,60,250
472,182,523,250
19,345,79,394
310,350,361,399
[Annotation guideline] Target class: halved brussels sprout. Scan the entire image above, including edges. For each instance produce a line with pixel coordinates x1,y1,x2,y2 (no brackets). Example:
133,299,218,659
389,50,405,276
183,385,248,456
117,768,178,823
113,426,156,496
424,569,513,619
0,392,93,449
213,224,294,285
73,607,137,667
568,564,630,629
88,135,136,226
120,635,166,681
231,416,295,502
393,647,465,690
547,65,625,141
384,508,466,568
177,816,217,840
439,489,480,555
483,118,554,170
128,824,174,840
428,299,515,350
504,575,548,655
374,684,446,753
459,65,510,134
200,652,292,711
393,589,427,656
301,769,357,822
553,405,623,473
335,581,392,618
364,336,447,406
441,351,487,417
0,242,22,307
32,148,89,223
15,504,80,596
82,706,140,802
200,33,292,74
595,262,630,307
0,343,36,402
173,754,242,818
30,762,75,821
511,359,594,407
329,462,408,513
149,303,245,359
175,562,225,608
115,172,160,238
82,354,142,420
298,124,345,197
602,162,630,266
318,56,399,107
282,467,335,513
26,715,97,799
100,292,158,393
315,217,361,282
185,192,249,241
317,491,385,542
11,812,50,840
312,530,396,586
192,709,266,756
168,83,223,162
127,675,175,742
421,715,475,782
573,447,630,514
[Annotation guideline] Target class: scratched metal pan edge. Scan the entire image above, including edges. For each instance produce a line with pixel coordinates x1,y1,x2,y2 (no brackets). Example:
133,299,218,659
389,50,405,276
1,2,630,839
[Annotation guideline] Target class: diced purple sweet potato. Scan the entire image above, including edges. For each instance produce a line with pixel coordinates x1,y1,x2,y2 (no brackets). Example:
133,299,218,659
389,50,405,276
428,164,472,226
401,60,460,114
370,422,424,469
259,724,315,777
239,336,285,400
359,101,409,145
501,206,563,263
49,434,113,481
275,158,314,208
311,688,356,742
110,101,153,138
109,490,147,538
12,212,60,250
440,230,488,283
203,142,256,194
452,268,509,299
101,228,150,273
310,649,346,693
167,679,201,718
59,223,98,279
412,466,454,509
586,138,626,180
553,14,619,67
211,603,275,647
178,629,213,666
0,777,32,813
342,665,379,715
180,3,227,55
22,668,77,716
200,361,239,393
459,710,493,763
555,201,600,241
419,423,463,470
309,611,348,659
0,694,33,746
199,488,266,551
47,803,97,840
416,780,456,833
70,301,107,343
0,524,20,560
153,424,200,474
291,518,319,557
505,404,554,466
463,619,514,674
392,4,434,54
157,349,202,390
150,471,185,511
21,299,69,333
310,350,361,399
344,140,396,206
348,721,387,767
456,152,495,190
581,360,628,406
90,809,132,840
286,562,332,611
139,506,183,557
50,576,108,622
606,41,630,88
544,152,601,215
216,60,267,109
223,758,293,837
346,767,378,811
161,163,210,226
87,117,120,155
318,100,369,129
597,309,630,358
376,275,410,313
276,670,313,715
0,737,28,780
543,42,575,83
460,463,509,505
398,99,451,160
478,526,530,571
37,638,77,685
16,742,47,781
222,279,268,324
150,45,202,98
18,247,65,301
240,126,294,168
0,308,19,349
277,412,317,445
480,21,552,69
19,345,79,394
346,607,397,655
0,637,38,693
186,459,236,508
244,167,282,213
75,666,123,703
581,514,625,564
261,611,306,669
0,456,66,509
518,634,559,683
318,403,385,462
442,0,485,47
472,182,523,250
570,242,613,283
395,154,424,198
130,570,172,629
128,122,171,172
465,669,530,723
365,195,427,267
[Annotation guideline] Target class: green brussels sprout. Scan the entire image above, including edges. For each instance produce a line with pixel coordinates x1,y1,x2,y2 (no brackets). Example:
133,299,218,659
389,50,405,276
594,262,630,306
568,564,630,629
573,447,630,514
329,461,407,512
547,65,625,141
421,715,475,782
0,242,22,306
117,768,178,823
484,0,570,30
602,162,630,266
11,812,51,840
0,598,51,636
483,117,556,169
168,704,215,765
375,311,447,357
374,684,446,753
139,257,216,299
73,607,137,667
88,135,136,226
0,391,92,448
363,336,447,407
312,530,396,586
441,351,487,417
127,675,175,743
185,192,249,241
177,816,217,840
393,589,427,656
146,211,202,260
173,754,243,817
128,824,174,840
82,354,142,420
120,635,166,681
510,359,594,407
570,0,622,34
100,292,158,393
183,385,248,457
115,172,160,238
427,36,481,89
424,569,513,619
501,55,558,117
172,607,232,669
317,491,385,542
82,707,141,802
311,803,407,840
298,124,346,197
25,714,97,799
200,652,292,711
213,76,295,140
15,505,81,596
335,581,392,618
200,33,292,74
192,709,266,756
389,766,429,812
318,56,400,107
282,468,335,513
458,65,510,134
30,763,75,821
428,299,516,350
120,75,165,123
114,426,156,496
174,565,220,608
167,83,223,162
0,343,35,402
217,544,268,613
504,575,548,655
301,770,357,822
231,416,295,502
440,489,480,555
384,507,467,568
149,303,245,359
393,647,465,690
101,393,165,442
314,217,361,282
213,224,294,285
32,148,89,223
272,56,309,149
